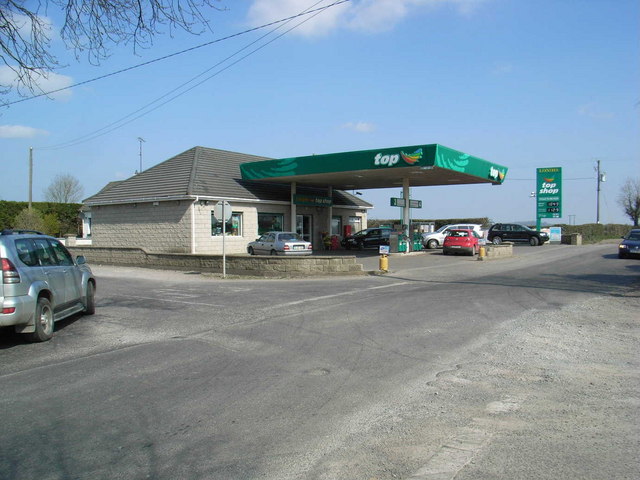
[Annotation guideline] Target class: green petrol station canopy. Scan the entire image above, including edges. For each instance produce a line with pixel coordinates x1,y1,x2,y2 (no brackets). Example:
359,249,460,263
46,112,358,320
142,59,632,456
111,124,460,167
240,144,508,190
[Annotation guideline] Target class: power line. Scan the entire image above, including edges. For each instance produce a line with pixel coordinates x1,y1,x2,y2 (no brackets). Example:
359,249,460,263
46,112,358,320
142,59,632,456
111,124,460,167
2,0,351,108
35,0,347,151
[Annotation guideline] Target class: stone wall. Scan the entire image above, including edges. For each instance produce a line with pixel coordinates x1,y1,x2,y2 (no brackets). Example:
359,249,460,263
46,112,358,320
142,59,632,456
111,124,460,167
91,201,192,253
479,243,513,260
89,200,369,256
68,246,365,277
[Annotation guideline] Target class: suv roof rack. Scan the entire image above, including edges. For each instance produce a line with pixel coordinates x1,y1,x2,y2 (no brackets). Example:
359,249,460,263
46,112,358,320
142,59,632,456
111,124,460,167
0,229,45,236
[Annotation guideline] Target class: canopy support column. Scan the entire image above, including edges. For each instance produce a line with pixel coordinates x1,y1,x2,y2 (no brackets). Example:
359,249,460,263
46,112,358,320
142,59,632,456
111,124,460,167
403,178,410,239
327,185,333,238
290,182,297,233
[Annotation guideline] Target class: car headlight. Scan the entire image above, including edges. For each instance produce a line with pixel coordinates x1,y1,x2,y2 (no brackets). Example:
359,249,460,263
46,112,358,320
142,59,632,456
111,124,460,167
619,244,628,249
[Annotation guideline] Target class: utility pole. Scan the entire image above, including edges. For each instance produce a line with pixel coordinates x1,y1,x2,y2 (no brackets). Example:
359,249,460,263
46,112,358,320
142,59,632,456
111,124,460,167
595,160,606,224
28,147,33,210
137,137,146,173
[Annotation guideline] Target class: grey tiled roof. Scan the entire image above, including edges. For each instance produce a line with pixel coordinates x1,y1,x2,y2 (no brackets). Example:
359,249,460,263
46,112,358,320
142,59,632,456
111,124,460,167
84,146,371,208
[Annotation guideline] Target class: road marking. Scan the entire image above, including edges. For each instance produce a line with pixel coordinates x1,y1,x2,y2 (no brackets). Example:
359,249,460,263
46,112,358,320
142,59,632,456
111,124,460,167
116,294,224,307
266,282,411,309
406,428,492,480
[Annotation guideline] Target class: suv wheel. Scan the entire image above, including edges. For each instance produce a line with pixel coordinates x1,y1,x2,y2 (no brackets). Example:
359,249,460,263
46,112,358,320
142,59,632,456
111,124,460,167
529,236,539,246
492,236,503,245
84,282,96,315
427,239,438,249
26,297,54,342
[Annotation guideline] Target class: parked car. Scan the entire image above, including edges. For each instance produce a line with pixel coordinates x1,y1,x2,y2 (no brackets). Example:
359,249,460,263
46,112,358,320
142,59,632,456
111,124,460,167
487,223,549,246
0,229,96,342
443,229,481,256
422,224,483,249
618,229,640,259
247,231,312,256
341,227,392,250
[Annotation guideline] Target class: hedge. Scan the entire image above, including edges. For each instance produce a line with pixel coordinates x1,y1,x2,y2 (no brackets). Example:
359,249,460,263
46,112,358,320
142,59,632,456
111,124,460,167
0,200,82,237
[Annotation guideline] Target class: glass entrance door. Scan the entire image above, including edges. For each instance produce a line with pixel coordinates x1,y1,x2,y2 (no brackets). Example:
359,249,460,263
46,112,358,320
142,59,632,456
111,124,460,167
296,214,312,242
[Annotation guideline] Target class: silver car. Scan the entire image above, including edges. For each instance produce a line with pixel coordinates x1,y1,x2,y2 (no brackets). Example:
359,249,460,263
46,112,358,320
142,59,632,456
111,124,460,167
1,230,96,342
247,231,313,256
422,223,484,249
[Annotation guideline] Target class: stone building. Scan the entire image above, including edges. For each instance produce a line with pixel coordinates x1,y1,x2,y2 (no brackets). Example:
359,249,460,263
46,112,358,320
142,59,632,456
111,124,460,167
83,146,371,254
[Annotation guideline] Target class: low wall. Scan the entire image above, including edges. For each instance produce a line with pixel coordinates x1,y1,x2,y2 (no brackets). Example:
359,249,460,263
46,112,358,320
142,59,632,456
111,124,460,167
68,246,365,277
479,243,513,260
561,233,583,245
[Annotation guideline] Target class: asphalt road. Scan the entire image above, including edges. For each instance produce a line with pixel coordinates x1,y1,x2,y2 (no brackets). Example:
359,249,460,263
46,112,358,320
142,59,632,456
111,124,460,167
1,243,638,480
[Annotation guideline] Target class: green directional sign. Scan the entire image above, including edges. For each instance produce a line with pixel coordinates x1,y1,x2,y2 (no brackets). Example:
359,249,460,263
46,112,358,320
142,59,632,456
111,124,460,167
390,198,422,208
536,167,562,219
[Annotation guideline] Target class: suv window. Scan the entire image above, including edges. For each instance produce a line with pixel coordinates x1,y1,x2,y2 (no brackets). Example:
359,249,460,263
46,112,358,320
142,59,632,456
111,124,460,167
32,238,58,266
14,239,38,267
50,240,74,266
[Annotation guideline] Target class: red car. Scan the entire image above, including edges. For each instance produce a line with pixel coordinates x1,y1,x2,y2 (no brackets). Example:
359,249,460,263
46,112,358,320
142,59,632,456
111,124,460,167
443,229,480,256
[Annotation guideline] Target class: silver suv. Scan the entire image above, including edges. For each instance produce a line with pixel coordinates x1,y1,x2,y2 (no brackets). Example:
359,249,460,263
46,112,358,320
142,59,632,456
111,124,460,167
1,230,96,342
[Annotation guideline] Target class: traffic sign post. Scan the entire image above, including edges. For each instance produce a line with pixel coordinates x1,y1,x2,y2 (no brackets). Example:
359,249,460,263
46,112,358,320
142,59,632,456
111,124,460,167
213,201,232,278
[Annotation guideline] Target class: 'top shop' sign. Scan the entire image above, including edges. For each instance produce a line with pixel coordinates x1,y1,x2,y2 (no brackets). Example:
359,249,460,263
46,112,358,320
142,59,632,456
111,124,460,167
536,167,562,219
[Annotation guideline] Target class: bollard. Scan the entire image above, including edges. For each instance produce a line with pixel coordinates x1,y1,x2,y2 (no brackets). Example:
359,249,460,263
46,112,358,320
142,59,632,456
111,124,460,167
479,246,486,259
379,254,388,272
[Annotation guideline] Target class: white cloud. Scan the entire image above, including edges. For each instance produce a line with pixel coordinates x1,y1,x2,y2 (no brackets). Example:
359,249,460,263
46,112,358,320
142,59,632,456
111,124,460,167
0,125,50,138
247,0,350,37
342,121,375,133
0,66,73,101
247,0,489,37
578,103,614,120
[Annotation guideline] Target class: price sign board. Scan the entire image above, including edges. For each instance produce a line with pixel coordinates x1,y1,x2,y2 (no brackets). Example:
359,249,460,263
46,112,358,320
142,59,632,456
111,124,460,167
536,167,562,219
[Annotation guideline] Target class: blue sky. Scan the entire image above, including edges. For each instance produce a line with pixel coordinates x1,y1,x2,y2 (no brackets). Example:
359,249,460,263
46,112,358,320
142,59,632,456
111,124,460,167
1,0,638,225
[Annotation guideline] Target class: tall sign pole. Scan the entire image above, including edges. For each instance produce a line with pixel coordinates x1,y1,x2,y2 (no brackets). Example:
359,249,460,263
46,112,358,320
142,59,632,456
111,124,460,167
536,167,562,230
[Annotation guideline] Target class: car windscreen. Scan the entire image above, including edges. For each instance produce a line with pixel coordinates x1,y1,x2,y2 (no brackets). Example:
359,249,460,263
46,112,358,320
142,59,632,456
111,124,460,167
626,232,640,240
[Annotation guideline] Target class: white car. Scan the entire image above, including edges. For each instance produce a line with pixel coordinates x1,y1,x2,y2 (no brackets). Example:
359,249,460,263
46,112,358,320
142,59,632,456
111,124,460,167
422,224,484,249
247,231,313,256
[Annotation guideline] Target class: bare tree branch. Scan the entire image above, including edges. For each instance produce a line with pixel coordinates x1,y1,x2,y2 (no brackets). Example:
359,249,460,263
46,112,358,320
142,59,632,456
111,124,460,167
44,173,84,203
1,0,223,98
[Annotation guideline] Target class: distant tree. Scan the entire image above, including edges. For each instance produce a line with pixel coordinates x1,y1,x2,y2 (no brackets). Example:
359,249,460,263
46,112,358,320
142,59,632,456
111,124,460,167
44,174,84,203
617,178,640,226
13,208,45,232
1,0,223,98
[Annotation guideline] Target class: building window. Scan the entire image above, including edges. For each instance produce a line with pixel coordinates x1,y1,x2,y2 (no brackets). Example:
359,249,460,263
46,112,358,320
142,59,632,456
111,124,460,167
348,216,362,233
258,213,283,235
212,212,242,236
331,216,342,236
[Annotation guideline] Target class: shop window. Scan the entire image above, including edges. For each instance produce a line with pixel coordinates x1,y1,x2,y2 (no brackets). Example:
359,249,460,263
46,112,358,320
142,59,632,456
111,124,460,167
212,212,242,236
258,213,284,235
331,216,342,236
348,216,362,233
